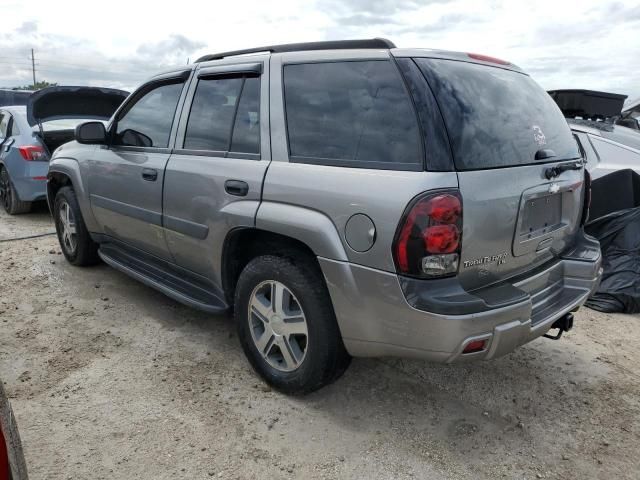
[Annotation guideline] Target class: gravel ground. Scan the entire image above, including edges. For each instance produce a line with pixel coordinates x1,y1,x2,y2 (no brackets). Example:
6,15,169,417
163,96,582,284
1,205,639,480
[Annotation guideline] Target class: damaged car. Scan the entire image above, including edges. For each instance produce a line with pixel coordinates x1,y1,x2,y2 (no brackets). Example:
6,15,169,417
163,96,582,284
0,86,128,214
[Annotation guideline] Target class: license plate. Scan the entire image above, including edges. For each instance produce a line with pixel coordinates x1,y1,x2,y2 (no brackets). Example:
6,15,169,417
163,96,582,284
520,193,562,235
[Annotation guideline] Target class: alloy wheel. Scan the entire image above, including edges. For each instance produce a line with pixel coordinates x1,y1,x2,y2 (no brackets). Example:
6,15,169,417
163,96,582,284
58,200,77,255
248,280,309,372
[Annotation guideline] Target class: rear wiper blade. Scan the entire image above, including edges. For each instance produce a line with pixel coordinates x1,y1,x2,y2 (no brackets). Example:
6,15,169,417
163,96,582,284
544,161,582,180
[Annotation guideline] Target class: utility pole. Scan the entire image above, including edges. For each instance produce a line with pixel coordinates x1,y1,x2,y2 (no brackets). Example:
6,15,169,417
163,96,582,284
31,49,36,89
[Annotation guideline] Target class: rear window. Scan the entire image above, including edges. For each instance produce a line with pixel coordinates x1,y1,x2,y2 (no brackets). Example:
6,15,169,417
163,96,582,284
283,60,422,170
414,58,580,170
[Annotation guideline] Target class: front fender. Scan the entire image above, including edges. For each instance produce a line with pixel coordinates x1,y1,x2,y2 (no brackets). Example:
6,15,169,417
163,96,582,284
48,157,100,233
255,202,348,261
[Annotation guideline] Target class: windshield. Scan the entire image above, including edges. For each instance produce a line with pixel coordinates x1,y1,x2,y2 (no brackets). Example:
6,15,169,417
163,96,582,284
414,58,580,170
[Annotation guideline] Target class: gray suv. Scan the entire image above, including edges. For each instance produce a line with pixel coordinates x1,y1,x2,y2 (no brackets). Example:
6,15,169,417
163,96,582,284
48,39,602,394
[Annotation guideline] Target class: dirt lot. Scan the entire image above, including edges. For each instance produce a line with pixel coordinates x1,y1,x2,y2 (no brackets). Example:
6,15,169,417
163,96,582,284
1,205,639,480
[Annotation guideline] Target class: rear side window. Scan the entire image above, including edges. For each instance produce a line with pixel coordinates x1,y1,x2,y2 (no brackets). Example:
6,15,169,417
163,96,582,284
183,75,260,155
414,58,580,170
115,81,184,148
283,61,422,170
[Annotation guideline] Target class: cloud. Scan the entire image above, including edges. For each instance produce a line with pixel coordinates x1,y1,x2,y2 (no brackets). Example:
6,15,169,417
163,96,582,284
0,25,205,91
136,34,206,64
0,0,638,102
337,14,400,26
16,21,37,34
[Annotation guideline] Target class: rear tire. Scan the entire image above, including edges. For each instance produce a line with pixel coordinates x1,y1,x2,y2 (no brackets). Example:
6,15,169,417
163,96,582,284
53,186,100,266
0,166,31,215
235,254,351,395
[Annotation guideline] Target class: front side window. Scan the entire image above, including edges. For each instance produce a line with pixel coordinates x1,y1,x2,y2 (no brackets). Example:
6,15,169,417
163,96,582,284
184,75,260,154
114,81,184,148
283,60,422,170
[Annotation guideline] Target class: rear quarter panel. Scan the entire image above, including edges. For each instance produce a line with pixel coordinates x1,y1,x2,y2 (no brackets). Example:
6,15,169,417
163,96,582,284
264,51,458,270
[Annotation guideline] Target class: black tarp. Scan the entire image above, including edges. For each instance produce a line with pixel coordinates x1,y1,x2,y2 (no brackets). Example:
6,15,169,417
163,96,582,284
585,169,640,313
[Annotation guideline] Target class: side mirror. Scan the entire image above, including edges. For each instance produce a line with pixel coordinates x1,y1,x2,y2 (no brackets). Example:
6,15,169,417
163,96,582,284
75,121,107,145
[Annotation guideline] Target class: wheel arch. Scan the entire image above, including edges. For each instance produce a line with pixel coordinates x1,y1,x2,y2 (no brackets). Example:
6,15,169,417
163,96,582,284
47,159,100,232
221,227,335,307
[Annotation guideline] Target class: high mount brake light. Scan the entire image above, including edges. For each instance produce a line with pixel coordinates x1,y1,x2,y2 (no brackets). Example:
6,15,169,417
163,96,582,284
18,145,46,161
393,191,463,278
467,53,510,66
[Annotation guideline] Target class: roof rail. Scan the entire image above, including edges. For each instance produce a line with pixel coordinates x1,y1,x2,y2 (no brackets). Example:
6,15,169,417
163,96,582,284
195,38,396,63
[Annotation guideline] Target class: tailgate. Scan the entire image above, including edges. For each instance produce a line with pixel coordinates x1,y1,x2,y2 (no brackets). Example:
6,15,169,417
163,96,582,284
457,165,583,289
412,56,584,290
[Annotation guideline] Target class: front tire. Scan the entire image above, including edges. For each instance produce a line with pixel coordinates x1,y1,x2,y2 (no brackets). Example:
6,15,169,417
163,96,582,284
0,166,31,215
53,186,99,266
235,254,351,395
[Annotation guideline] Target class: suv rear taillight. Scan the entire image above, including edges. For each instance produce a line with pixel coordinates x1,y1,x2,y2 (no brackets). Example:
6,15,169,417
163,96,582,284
18,145,46,161
393,190,463,278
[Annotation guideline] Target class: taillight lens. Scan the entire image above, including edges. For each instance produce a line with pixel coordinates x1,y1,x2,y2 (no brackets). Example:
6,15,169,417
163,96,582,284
18,145,47,161
393,191,463,278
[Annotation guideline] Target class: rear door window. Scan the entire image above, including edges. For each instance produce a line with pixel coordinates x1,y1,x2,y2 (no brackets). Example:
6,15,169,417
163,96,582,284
414,58,580,170
183,75,260,155
283,60,422,170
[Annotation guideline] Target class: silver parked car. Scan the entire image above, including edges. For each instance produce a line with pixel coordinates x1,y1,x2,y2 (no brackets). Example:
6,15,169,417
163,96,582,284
0,87,128,214
48,39,602,394
570,119,640,179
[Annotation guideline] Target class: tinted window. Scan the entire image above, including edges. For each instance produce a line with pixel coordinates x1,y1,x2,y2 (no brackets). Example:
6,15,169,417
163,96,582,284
115,81,183,148
415,58,580,170
591,137,640,170
184,77,243,151
184,76,260,154
283,61,422,169
230,77,260,154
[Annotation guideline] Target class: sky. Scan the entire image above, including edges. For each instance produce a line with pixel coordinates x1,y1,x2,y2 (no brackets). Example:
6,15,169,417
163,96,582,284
1,0,639,104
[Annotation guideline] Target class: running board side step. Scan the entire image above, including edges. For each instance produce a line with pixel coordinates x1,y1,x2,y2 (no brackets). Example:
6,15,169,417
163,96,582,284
98,244,228,314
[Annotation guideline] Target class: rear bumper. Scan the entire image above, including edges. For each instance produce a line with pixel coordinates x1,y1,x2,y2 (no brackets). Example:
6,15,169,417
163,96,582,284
320,232,602,362
9,161,48,202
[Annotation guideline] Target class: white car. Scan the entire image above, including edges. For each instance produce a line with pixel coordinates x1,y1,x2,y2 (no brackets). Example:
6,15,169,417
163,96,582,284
569,119,640,179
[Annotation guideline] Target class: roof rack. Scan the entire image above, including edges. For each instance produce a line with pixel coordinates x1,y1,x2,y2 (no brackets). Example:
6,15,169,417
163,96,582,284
195,38,396,63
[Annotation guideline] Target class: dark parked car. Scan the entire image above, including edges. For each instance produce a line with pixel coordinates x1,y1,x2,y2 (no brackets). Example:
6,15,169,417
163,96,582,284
0,89,33,108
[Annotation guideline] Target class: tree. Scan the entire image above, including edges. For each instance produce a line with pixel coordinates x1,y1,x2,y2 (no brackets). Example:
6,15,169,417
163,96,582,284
13,80,58,91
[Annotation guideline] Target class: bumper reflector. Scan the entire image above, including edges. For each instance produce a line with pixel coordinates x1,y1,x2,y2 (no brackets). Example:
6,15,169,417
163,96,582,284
462,339,486,354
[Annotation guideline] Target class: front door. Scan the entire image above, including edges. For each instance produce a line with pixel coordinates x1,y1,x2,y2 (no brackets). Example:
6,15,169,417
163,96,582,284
87,73,190,260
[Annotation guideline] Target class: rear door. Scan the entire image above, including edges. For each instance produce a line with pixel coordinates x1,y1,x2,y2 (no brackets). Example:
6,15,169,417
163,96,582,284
411,57,584,290
87,71,190,260
162,59,270,283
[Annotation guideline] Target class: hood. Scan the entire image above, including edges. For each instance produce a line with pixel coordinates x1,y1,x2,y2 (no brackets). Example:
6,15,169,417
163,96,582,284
27,86,129,126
